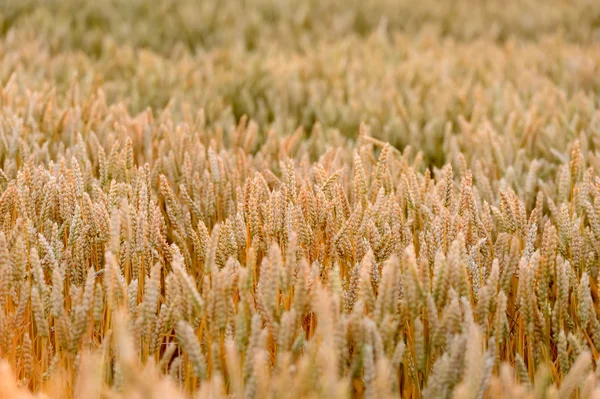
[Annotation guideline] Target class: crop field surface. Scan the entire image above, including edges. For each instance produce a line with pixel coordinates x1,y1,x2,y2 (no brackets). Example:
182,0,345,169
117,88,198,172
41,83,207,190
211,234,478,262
1,0,600,398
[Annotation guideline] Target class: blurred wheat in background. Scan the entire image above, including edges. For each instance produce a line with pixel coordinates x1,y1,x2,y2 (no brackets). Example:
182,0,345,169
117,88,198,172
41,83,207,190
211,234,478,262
1,0,600,398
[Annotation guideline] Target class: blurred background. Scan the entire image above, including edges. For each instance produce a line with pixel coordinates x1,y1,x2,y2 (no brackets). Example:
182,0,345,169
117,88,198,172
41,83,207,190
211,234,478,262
0,0,599,166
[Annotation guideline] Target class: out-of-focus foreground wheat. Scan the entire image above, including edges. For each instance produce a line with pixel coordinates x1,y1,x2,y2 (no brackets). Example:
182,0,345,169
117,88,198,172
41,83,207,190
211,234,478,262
1,0,600,398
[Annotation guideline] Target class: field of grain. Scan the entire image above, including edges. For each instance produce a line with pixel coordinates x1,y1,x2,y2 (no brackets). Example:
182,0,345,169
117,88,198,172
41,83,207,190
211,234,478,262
1,1,600,398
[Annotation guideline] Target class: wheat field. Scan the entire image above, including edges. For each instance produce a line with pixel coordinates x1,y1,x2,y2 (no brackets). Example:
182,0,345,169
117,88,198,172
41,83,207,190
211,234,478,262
1,0,600,398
